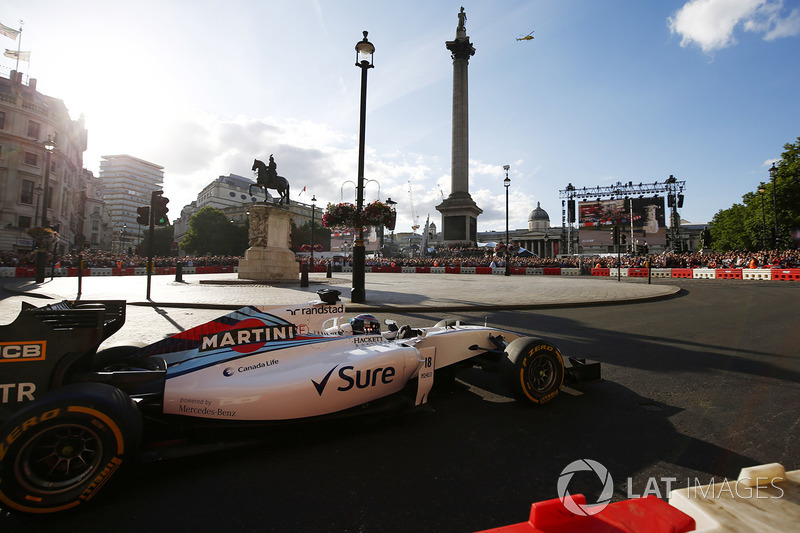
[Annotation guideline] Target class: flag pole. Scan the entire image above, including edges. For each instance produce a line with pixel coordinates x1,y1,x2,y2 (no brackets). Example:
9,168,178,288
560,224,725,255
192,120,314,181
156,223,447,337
15,20,23,72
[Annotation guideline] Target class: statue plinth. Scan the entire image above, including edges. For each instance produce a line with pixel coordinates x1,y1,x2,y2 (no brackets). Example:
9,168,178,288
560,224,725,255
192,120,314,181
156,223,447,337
237,204,298,281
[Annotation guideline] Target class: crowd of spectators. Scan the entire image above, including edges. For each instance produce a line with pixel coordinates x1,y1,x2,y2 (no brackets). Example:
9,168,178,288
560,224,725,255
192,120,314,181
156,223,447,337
2,247,798,272
0,250,241,269
362,247,800,271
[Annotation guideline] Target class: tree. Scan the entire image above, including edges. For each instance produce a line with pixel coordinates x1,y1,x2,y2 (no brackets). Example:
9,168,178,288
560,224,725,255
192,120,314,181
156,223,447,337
290,219,331,252
710,136,800,251
180,207,249,255
138,225,175,256
709,203,751,251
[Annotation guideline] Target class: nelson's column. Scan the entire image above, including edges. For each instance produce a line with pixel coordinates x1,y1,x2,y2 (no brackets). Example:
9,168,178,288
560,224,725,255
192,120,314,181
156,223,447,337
436,6,482,244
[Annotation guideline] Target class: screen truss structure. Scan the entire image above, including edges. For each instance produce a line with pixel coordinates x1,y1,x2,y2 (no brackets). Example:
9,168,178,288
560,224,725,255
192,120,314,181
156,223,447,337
558,176,686,253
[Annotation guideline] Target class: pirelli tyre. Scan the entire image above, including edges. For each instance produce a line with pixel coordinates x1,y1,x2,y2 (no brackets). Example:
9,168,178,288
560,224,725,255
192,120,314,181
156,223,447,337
0,382,142,514
502,337,565,405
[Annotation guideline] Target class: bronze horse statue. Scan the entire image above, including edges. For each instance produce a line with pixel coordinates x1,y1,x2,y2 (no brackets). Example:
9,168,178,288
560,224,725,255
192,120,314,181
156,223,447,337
250,158,290,205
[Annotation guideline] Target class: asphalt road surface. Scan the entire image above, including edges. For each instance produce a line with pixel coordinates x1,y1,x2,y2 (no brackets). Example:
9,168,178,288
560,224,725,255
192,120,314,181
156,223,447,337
2,280,798,532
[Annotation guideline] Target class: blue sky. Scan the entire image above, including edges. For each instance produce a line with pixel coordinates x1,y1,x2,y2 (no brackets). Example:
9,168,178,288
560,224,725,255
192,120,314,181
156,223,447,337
2,0,799,233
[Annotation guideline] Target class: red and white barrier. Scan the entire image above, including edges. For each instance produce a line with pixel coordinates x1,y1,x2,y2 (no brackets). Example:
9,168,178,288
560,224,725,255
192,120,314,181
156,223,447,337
5,265,800,282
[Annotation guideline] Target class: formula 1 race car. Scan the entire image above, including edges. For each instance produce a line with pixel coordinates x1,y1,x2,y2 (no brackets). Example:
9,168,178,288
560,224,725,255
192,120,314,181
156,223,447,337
0,290,599,514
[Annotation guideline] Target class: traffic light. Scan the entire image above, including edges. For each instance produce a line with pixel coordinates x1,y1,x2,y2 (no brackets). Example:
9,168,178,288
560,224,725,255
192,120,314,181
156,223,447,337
136,206,150,225
620,232,627,245
611,226,620,245
151,191,170,226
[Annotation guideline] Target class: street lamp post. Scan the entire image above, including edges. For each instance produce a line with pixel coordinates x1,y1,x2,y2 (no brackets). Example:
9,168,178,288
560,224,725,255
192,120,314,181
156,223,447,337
35,136,56,283
310,195,317,267
769,162,778,248
351,30,374,304
758,183,767,250
503,165,511,276
385,197,397,249
33,184,43,225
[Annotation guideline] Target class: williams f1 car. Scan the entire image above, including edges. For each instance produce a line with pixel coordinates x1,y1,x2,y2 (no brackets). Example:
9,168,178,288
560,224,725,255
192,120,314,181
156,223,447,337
0,290,599,514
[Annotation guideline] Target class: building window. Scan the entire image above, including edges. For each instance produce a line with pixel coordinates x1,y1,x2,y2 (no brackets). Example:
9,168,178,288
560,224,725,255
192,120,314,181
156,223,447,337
92,220,99,230
27,120,41,139
24,152,38,166
93,206,100,214
18,216,32,229
20,180,34,204
0,111,5,129
91,233,98,244
47,186,54,210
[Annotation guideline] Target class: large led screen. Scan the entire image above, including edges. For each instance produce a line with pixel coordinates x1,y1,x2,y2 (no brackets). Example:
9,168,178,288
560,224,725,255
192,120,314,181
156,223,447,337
578,197,667,246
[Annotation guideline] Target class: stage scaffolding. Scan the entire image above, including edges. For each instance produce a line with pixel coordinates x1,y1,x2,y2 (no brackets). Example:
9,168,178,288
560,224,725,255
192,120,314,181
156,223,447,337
559,176,687,254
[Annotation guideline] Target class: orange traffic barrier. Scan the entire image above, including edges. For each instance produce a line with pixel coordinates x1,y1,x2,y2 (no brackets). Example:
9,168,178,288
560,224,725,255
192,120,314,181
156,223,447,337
628,268,649,277
672,268,693,278
772,268,800,281
716,269,743,279
591,268,610,276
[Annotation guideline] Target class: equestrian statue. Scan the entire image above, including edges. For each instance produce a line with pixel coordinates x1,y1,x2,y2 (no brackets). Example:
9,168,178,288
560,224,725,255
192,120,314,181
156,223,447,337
250,154,290,205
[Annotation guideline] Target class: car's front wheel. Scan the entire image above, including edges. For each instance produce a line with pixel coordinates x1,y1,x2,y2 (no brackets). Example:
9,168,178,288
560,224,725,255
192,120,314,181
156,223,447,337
0,383,141,514
502,337,564,405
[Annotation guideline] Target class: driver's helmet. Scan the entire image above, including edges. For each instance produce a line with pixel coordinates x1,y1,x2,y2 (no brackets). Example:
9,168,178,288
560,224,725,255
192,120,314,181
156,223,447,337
350,314,380,335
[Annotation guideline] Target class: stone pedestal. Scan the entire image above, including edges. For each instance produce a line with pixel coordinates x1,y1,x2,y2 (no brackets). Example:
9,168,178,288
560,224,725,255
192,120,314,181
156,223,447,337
238,204,298,281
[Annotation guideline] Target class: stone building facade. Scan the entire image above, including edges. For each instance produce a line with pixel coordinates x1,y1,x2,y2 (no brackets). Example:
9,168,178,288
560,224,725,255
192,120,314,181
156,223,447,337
0,71,98,254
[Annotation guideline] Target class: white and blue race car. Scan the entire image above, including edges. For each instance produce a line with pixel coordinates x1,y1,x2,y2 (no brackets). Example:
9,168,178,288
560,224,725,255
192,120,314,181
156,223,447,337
0,290,599,514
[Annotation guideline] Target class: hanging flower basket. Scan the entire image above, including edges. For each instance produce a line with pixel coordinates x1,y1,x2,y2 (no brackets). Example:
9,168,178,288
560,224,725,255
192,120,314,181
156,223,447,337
323,203,359,229
26,227,59,249
323,201,396,230
362,201,396,230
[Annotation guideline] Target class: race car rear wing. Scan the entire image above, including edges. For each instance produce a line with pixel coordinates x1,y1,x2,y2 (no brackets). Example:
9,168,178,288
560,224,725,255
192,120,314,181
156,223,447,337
0,300,126,422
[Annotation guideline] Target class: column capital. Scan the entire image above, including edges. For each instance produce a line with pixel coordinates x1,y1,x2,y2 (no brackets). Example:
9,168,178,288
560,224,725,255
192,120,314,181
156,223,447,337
446,38,475,61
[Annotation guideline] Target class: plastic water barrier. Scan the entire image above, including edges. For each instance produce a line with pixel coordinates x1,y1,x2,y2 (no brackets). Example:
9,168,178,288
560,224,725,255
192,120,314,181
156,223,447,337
716,269,743,279
693,268,716,279
742,268,772,280
5,264,800,283
772,268,800,280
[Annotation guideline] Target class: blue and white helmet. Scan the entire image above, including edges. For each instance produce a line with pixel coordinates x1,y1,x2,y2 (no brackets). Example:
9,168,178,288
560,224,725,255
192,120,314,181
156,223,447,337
350,314,380,334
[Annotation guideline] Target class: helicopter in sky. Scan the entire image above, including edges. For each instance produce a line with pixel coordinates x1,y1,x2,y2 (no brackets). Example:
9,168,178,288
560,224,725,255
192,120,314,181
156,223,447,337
516,30,534,41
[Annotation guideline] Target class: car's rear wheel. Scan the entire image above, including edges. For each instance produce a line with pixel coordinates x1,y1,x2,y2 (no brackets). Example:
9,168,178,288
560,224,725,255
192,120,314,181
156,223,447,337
502,337,564,405
0,383,141,514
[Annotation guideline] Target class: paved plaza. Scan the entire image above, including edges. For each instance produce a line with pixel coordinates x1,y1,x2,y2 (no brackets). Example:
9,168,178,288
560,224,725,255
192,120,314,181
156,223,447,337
1,271,680,314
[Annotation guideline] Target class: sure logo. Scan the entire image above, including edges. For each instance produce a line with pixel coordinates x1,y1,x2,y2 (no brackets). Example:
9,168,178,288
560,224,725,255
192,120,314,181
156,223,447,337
0,341,46,362
312,364,396,396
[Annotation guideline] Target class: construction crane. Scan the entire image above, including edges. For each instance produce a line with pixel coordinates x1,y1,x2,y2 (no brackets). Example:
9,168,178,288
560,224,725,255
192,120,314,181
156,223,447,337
408,180,420,232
